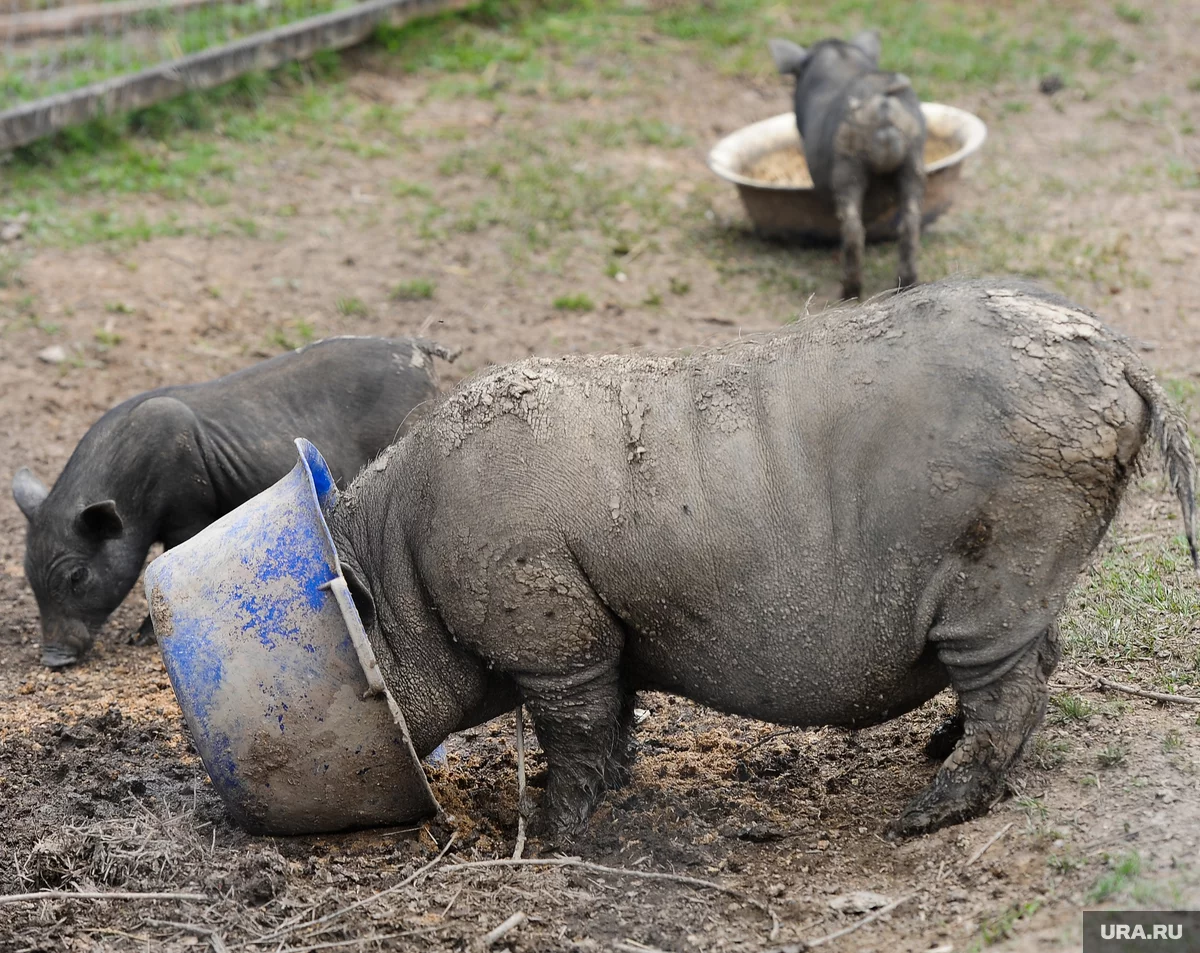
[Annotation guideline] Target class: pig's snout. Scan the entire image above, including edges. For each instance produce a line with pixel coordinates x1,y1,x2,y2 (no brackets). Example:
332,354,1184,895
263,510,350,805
40,617,94,668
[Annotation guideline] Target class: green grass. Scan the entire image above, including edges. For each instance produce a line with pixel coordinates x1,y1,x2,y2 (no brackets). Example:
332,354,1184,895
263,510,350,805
977,900,1043,946
1050,694,1092,722
1088,852,1142,903
266,319,316,350
1114,3,1147,25
0,0,1151,268
1060,544,1200,694
553,292,594,311
2,4,344,104
335,296,369,318
391,278,437,301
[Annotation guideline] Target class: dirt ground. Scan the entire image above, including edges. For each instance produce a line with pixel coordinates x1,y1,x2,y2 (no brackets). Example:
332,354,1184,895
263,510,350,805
2,1,1200,950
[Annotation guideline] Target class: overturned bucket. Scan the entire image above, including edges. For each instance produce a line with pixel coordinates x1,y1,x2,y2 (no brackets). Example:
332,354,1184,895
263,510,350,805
145,438,440,835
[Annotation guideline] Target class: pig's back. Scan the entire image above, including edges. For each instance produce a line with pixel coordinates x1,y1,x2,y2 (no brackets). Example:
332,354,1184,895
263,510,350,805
409,282,1146,726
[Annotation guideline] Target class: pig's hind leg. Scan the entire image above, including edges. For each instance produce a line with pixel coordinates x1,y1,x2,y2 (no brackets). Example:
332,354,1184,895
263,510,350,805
890,613,1061,838
896,156,925,290
832,162,869,300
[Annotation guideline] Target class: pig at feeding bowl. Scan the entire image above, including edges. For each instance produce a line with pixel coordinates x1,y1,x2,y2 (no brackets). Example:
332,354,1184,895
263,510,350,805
144,438,440,836
707,103,986,242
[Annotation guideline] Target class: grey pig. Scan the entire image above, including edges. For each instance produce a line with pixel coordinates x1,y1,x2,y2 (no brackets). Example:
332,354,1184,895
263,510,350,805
770,31,926,300
13,335,454,668
328,279,1196,842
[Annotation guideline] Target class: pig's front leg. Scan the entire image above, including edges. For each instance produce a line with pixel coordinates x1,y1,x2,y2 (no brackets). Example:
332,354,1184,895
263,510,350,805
896,157,925,290
520,660,635,842
832,163,868,300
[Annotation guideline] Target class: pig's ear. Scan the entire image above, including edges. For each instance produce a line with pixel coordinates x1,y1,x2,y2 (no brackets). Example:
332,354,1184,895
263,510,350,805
12,468,49,520
343,563,377,631
77,500,124,541
849,30,881,64
768,38,808,75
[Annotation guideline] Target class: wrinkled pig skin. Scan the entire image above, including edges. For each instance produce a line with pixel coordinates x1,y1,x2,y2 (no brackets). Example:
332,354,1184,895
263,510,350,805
330,279,1196,844
13,335,452,667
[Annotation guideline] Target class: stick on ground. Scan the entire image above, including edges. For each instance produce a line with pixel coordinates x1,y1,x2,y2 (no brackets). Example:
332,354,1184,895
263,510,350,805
480,911,527,948
442,857,769,915
0,889,207,906
513,704,528,861
964,821,1014,867
1077,666,1200,706
144,919,229,953
806,893,913,948
248,834,457,946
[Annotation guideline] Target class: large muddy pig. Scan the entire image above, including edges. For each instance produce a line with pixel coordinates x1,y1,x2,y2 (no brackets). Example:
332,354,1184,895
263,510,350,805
328,280,1196,841
13,336,453,668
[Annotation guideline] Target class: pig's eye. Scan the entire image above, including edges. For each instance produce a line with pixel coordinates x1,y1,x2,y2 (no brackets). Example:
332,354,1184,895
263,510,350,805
69,567,89,587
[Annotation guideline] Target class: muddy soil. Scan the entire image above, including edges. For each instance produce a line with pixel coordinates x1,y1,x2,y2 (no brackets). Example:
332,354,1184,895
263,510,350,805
2,2,1200,951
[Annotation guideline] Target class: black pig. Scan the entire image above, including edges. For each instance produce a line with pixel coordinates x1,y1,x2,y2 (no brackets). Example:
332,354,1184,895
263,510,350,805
13,335,452,667
770,31,926,299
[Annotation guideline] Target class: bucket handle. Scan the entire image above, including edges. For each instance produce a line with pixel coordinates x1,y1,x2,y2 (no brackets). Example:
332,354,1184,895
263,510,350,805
322,576,387,699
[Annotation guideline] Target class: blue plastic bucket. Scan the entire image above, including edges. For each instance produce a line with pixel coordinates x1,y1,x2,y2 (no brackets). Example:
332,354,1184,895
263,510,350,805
144,438,440,835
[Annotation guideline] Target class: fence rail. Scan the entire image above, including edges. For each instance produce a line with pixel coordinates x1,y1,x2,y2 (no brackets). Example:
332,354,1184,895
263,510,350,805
0,0,465,151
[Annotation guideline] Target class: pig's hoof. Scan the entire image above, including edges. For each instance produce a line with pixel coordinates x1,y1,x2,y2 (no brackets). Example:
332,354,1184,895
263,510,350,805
130,614,157,647
527,809,583,850
924,713,964,762
888,775,997,839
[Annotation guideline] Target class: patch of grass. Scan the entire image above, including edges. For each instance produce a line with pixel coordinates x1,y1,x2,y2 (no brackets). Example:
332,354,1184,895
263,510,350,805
266,319,316,350
628,117,692,148
3,0,1135,264
553,292,594,311
391,278,436,301
93,328,122,348
1088,852,1141,903
1167,160,1200,190
231,217,260,238
978,900,1042,946
391,179,434,199
1098,744,1127,768
1061,545,1200,693
1050,694,1092,722
1088,36,1121,69
1114,3,1146,25
643,289,663,307
1015,796,1049,823
669,276,691,295
1163,729,1183,752
1162,377,1199,412
1047,852,1083,874
1032,734,1070,770
335,296,369,318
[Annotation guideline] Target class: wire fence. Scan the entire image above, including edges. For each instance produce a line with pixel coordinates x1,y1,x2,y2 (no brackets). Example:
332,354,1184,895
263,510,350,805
0,0,462,150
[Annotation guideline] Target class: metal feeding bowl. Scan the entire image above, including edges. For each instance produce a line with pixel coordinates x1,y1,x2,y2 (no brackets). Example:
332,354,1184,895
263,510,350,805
144,438,440,836
707,103,987,242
